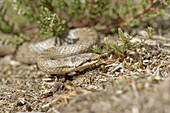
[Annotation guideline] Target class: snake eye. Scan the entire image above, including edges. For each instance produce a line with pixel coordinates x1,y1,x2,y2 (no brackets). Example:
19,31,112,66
86,59,92,62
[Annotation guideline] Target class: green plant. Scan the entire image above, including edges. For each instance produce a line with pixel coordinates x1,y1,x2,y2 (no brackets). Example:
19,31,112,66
92,37,111,53
11,0,58,21
55,0,110,26
12,0,41,22
92,45,102,53
0,0,169,45
85,0,109,19
103,37,111,50
93,27,153,57
0,33,30,45
0,1,16,34
92,28,135,54
38,6,66,38
117,28,135,52
113,27,153,54
110,0,170,27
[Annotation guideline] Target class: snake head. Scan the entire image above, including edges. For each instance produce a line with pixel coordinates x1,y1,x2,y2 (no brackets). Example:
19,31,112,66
69,53,100,67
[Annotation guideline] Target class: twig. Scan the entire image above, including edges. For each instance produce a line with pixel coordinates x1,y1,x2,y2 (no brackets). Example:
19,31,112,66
110,63,123,73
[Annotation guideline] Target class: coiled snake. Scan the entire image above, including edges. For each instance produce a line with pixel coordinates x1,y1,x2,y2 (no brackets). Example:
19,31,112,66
0,28,100,74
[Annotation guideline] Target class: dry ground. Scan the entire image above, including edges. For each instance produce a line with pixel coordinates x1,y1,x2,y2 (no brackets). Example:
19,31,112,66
0,31,170,113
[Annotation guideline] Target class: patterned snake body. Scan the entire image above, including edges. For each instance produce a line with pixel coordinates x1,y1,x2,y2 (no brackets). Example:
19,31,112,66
16,38,56,64
37,28,100,74
0,28,100,74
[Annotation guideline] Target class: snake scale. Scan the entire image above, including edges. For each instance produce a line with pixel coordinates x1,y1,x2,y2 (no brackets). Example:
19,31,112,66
0,28,100,74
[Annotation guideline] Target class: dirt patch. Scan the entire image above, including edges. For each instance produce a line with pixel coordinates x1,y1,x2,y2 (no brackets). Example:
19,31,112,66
53,77,170,113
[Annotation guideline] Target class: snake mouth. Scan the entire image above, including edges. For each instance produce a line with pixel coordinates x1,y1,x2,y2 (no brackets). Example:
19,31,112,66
73,59,99,72
78,58,99,68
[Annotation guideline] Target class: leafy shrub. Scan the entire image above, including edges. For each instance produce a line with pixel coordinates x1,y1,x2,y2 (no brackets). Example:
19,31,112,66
0,0,169,44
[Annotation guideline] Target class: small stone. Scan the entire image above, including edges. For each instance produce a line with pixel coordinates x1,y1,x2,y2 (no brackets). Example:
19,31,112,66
9,60,21,66
136,83,143,91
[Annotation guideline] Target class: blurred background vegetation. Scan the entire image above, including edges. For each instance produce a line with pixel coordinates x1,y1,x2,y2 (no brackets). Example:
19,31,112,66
0,0,169,44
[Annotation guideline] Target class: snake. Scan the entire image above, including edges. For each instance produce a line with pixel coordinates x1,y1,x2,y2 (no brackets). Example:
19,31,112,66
0,28,100,74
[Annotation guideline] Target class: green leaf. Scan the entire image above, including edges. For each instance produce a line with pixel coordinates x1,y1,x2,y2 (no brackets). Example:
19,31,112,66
112,42,119,51
92,45,102,53
38,6,66,37
104,37,110,50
